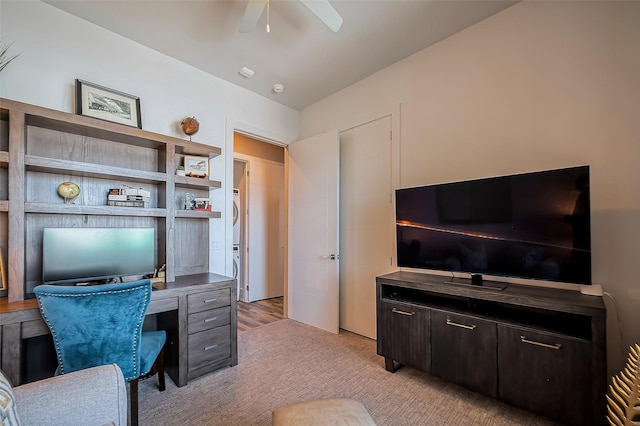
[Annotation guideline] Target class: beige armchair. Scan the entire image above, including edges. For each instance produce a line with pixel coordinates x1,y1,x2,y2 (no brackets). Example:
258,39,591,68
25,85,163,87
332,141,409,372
7,364,128,425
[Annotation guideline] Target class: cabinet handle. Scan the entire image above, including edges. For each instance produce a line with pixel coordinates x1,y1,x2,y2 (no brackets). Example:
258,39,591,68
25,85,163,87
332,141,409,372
204,344,218,351
446,319,476,330
520,336,562,350
204,298,217,303
391,307,414,316
204,316,218,323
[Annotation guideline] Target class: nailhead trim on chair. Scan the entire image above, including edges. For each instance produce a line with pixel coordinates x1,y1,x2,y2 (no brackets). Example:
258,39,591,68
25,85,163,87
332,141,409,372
35,286,150,380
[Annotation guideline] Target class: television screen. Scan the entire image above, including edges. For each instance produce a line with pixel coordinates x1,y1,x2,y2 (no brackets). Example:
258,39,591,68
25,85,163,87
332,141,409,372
42,227,156,285
396,166,591,285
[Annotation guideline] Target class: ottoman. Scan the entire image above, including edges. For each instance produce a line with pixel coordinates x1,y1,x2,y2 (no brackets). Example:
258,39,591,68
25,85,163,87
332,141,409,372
272,398,376,425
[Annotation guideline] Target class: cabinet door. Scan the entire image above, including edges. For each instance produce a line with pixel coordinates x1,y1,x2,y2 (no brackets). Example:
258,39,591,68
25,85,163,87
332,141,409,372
377,300,430,372
497,325,592,426
431,310,497,397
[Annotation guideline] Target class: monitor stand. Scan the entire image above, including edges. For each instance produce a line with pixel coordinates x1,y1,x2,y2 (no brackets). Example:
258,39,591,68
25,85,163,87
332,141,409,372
75,278,116,286
444,274,508,291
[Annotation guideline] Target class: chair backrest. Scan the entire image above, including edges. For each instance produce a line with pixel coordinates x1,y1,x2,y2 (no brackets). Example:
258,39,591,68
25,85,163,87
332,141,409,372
34,279,153,381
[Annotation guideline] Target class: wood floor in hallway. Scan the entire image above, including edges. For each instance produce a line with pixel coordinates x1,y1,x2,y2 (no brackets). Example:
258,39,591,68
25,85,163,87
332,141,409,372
237,296,283,331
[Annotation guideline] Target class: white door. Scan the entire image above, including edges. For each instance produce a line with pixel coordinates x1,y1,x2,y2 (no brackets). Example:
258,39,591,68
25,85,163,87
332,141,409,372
339,116,394,339
246,157,285,301
288,130,340,334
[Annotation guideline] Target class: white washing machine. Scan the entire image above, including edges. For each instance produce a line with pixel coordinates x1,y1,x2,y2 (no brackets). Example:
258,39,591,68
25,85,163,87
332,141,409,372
233,245,244,301
233,188,241,245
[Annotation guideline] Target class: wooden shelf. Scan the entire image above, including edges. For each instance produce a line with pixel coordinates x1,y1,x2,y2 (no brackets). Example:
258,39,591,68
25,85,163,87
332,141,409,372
175,144,221,158
25,155,167,184
25,202,167,217
1,97,223,303
176,209,222,219
174,175,222,190
2,97,221,155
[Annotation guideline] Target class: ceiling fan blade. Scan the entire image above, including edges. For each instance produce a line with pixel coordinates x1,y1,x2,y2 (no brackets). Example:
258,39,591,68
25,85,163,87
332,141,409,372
300,0,343,32
240,0,267,33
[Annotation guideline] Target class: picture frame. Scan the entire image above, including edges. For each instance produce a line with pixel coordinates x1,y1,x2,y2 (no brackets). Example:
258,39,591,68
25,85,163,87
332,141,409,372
193,198,211,211
75,79,142,128
184,155,209,177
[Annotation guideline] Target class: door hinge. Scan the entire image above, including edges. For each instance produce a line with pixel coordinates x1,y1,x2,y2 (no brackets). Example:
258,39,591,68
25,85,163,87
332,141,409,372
247,170,250,177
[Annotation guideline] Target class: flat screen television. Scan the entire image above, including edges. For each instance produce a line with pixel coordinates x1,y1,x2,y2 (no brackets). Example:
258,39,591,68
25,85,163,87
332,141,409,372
395,166,591,286
42,227,156,285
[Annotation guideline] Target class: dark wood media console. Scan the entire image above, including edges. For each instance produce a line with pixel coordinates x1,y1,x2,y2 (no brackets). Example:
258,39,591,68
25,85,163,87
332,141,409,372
376,271,606,425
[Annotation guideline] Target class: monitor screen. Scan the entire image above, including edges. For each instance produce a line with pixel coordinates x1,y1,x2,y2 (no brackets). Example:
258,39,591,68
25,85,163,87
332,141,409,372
42,227,155,285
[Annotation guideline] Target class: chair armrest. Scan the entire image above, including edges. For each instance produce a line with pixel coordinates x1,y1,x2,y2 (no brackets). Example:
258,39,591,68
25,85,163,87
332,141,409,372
14,364,127,425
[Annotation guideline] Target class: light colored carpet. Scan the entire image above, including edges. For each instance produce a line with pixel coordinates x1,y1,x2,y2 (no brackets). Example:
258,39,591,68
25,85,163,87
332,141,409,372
138,319,559,425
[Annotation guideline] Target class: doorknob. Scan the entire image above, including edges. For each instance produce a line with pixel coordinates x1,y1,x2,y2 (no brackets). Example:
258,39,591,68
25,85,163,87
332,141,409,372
322,254,339,260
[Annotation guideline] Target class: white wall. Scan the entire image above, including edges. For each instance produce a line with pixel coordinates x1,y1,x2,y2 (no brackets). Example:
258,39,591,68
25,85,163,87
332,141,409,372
0,0,299,277
300,0,640,374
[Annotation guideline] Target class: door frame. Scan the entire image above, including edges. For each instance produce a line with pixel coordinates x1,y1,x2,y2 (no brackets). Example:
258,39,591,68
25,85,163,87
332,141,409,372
233,157,249,301
223,119,290,309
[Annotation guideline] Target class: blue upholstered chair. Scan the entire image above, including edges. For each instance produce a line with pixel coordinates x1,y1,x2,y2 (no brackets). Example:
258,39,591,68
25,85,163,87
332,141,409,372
34,279,166,426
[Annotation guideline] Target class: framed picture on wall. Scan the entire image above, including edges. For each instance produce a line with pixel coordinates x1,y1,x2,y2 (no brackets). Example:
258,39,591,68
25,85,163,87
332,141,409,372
75,79,142,128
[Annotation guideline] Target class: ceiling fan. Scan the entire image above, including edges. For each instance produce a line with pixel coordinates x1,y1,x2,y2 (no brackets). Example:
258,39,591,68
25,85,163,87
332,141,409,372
240,0,343,33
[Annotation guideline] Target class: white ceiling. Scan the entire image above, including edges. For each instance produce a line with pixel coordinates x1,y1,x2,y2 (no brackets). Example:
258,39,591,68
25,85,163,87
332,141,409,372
45,0,518,111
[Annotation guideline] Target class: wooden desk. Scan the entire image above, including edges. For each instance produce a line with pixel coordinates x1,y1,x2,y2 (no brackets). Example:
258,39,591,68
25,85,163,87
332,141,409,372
0,273,237,387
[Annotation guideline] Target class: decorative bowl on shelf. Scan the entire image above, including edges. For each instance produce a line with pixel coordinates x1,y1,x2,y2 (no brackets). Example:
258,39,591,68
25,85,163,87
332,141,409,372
57,182,80,204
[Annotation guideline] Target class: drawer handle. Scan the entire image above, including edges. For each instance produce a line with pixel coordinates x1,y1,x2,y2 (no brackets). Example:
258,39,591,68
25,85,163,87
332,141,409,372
446,319,476,330
520,336,562,350
204,344,218,351
392,307,414,316
204,316,218,323
204,298,217,304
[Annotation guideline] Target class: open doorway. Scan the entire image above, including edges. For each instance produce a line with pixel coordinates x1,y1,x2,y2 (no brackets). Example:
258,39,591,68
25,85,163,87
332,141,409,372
233,132,286,327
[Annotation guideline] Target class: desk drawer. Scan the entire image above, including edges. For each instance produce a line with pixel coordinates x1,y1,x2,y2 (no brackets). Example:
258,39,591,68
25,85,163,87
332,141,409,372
188,306,230,335
188,325,231,372
188,289,230,314
148,296,179,315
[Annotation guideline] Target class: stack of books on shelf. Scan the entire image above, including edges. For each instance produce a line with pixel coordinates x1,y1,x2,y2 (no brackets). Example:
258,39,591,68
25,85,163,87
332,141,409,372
107,186,150,208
